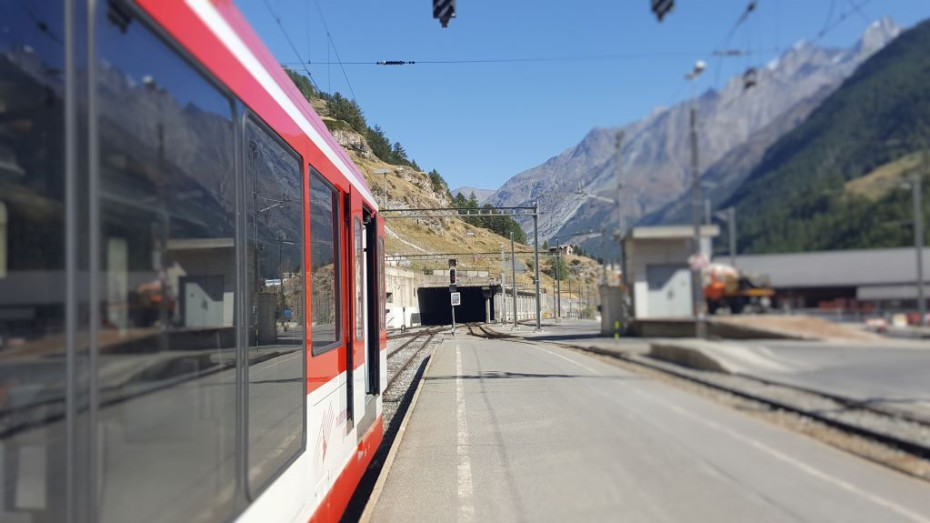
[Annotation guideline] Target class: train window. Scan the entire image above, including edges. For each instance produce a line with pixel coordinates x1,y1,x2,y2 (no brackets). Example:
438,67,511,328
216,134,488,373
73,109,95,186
0,1,68,520
95,8,238,522
0,202,6,278
355,216,363,340
379,237,386,331
309,170,341,353
245,120,305,496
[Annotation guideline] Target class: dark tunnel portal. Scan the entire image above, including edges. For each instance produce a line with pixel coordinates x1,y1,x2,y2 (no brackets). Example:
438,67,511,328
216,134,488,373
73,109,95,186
417,286,495,325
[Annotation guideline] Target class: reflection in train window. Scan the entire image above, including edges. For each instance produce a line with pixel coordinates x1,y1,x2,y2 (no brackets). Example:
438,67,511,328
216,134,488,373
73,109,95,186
309,170,341,353
0,0,68,519
95,8,237,522
245,119,305,497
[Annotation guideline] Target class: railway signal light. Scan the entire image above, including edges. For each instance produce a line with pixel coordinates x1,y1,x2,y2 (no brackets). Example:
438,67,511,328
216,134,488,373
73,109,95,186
433,0,456,28
651,0,674,22
450,268,457,285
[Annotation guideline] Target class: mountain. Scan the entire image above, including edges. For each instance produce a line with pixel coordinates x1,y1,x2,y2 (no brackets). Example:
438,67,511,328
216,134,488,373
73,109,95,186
719,17,930,253
640,85,834,226
451,186,496,204
486,17,902,255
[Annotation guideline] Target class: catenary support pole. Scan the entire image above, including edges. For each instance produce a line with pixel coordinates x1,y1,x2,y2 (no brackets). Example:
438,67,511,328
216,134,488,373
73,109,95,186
534,202,542,331
511,232,518,329
690,93,707,339
729,206,737,268
915,162,926,326
556,242,562,320
500,243,507,323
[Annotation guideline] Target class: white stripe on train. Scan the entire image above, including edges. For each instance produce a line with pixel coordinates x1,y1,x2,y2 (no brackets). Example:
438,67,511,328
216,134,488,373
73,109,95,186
185,0,378,207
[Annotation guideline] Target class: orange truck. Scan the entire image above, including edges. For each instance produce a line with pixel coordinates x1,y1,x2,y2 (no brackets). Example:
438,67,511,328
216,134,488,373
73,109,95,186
703,263,775,314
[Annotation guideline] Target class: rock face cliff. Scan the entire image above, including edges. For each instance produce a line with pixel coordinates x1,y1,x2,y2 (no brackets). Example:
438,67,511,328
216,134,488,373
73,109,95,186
486,18,901,255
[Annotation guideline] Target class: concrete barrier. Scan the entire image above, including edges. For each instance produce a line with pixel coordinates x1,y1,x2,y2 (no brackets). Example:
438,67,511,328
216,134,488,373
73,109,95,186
632,318,807,340
648,340,733,373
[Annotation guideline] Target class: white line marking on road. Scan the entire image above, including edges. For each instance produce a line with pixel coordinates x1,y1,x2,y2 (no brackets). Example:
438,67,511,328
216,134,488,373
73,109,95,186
536,346,601,375
633,389,930,523
456,344,475,522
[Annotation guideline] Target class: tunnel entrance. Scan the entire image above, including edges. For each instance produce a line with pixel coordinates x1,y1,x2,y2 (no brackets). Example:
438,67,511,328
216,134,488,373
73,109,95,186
417,286,498,325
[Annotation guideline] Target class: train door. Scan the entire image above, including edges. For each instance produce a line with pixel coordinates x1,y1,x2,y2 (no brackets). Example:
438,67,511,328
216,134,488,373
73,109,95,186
365,209,382,395
345,193,354,427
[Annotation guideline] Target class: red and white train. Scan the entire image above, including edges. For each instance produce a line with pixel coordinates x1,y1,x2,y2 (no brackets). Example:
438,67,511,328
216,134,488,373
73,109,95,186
0,1,385,521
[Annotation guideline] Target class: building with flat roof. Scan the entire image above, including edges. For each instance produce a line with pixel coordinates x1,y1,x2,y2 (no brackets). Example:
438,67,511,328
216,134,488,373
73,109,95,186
624,225,720,319
718,247,929,310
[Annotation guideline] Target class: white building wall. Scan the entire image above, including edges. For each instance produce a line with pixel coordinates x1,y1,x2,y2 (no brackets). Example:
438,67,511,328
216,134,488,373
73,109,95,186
385,266,419,328
627,236,713,320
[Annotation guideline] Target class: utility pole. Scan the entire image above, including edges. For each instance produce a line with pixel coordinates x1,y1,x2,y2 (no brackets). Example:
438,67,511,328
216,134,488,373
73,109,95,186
555,242,562,320
687,61,708,339
914,157,926,326
600,228,608,284
615,132,626,270
728,207,737,268
511,232,518,330
533,200,541,331
568,278,572,319
500,243,507,323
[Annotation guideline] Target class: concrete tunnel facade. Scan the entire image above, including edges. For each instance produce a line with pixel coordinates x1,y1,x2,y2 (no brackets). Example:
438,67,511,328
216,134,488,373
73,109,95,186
417,286,499,325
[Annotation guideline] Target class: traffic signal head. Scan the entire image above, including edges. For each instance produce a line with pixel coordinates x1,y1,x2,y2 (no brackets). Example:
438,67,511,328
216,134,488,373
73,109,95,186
433,0,456,28
651,0,675,22
450,268,457,285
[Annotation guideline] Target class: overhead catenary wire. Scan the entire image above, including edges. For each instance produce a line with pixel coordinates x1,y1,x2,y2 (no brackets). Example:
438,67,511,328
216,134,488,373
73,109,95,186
312,0,358,102
712,1,759,89
845,0,873,26
815,0,876,41
281,49,764,68
821,0,838,38
260,0,323,94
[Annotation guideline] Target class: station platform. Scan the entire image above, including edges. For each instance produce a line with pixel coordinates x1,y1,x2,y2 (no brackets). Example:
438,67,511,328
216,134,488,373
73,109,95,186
365,325,930,522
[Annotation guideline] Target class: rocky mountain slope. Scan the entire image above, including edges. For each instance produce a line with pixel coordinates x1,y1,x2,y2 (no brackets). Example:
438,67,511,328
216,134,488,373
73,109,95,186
299,93,603,295
487,18,902,255
718,18,930,253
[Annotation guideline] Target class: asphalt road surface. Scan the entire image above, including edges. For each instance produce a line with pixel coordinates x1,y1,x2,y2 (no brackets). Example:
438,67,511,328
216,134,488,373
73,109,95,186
370,334,930,522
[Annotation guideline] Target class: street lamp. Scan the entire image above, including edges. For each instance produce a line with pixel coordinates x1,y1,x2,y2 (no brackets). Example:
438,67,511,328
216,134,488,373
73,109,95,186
686,60,708,339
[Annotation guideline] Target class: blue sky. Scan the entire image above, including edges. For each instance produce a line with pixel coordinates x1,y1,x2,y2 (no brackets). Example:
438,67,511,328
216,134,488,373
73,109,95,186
240,1,930,191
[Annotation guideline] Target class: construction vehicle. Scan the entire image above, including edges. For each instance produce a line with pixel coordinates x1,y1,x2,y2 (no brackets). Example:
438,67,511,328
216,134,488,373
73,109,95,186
703,263,775,314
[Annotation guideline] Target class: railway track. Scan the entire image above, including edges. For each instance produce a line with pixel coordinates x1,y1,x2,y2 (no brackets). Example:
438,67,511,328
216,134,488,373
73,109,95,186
384,327,443,400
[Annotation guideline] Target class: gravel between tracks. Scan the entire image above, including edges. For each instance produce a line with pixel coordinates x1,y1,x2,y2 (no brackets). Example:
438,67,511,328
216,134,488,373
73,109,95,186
383,331,441,421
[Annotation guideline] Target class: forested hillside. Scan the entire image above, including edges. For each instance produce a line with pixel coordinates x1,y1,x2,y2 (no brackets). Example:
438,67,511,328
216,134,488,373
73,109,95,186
723,18,930,253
